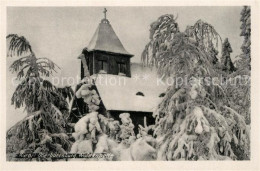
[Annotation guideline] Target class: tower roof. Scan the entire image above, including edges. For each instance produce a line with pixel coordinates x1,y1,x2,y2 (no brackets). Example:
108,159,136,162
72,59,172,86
87,18,133,57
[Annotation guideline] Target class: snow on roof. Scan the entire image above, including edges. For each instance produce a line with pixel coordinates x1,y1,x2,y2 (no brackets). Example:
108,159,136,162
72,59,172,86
87,19,133,56
92,74,167,112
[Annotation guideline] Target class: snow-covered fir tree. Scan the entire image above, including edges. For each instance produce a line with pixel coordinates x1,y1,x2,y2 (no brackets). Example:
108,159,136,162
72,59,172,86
142,14,250,160
240,6,251,61
221,38,236,73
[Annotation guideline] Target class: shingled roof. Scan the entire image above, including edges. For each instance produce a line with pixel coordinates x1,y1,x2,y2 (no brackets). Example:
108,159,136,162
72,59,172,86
87,19,133,56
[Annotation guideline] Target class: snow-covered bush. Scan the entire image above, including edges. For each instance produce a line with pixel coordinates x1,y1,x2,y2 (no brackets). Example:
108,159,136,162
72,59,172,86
99,115,120,141
69,100,159,161
119,113,136,145
117,136,157,161
137,116,154,138
76,83,101,112
72,112,102,143
70,111,105,160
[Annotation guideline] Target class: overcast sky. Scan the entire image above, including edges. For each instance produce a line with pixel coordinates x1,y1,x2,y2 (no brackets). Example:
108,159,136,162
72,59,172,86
6,6,243,129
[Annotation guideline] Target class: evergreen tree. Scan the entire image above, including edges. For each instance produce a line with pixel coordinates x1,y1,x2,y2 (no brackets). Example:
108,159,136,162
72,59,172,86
229,6,251,125
221,38,236,73
240,6,251,60
6,34,74,161
142,15,250,160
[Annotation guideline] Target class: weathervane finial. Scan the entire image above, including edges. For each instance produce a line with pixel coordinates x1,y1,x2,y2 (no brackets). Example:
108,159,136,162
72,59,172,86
103,8,107,19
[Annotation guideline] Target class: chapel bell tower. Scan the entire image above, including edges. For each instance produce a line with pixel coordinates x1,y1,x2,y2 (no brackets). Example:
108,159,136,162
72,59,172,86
79,8,133,79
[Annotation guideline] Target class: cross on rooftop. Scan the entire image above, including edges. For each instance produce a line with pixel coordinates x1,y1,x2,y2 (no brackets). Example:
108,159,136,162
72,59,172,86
103,8,107,19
